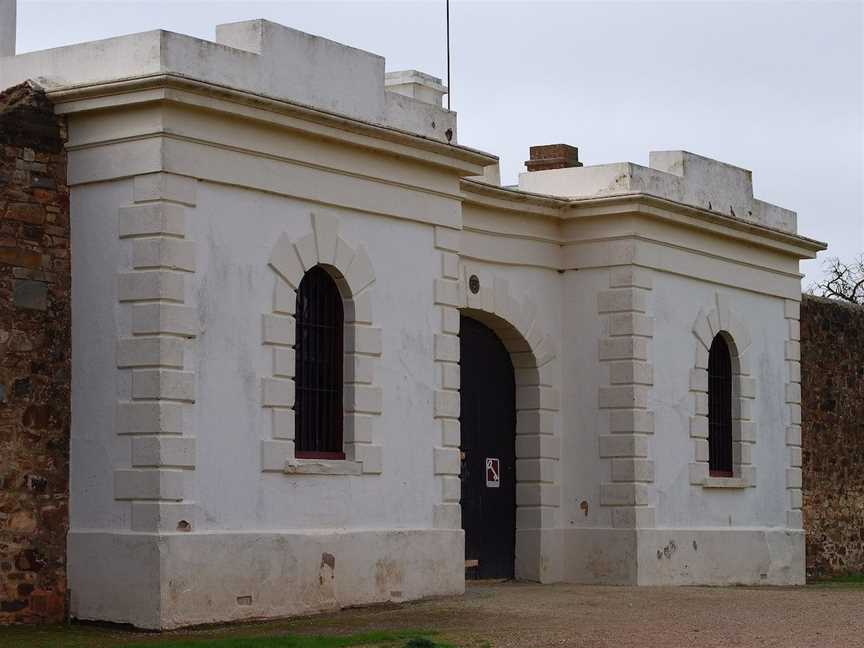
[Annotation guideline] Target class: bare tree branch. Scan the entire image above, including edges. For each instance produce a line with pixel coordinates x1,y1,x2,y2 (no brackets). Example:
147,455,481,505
809,254,864,305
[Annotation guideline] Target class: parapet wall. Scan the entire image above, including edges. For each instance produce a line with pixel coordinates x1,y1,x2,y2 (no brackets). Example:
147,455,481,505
0,82,70,623
801,295,864,577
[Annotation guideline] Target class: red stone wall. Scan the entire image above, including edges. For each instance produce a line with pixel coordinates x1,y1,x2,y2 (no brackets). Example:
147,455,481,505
0,82,70,623
801,295,864,578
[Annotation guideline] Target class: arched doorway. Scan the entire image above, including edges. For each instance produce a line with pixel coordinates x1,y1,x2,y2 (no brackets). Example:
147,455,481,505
460,315,516,580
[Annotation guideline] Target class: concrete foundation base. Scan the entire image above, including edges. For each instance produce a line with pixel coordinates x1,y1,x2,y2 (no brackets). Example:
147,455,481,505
556,527,805,586
68,528,464,629
68,525,802,628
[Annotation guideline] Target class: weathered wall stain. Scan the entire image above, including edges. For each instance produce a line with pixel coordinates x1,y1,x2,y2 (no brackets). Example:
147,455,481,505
801,295,864,577
0,82,70,623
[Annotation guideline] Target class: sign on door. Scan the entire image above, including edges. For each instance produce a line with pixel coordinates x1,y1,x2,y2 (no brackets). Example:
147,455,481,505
485,458,500,488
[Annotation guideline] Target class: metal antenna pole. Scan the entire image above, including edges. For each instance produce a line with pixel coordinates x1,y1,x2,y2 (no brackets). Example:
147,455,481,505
446,0,451,111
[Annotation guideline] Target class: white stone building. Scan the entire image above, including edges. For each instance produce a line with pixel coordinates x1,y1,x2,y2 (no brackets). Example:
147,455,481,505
0,12,825,629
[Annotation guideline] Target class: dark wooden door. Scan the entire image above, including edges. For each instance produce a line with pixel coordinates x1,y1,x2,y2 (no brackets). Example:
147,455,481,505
460,315,516,580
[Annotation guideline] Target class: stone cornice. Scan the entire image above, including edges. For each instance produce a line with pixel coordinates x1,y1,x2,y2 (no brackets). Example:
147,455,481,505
461,179,826,260
46,73,496,175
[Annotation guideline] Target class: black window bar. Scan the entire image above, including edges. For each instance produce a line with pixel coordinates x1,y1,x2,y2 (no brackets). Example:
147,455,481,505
708,334,734,477
294,265,345,459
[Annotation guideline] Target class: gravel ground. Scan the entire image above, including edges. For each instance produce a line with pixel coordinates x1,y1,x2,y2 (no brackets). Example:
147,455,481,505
2,581,862,647
300,581,864,648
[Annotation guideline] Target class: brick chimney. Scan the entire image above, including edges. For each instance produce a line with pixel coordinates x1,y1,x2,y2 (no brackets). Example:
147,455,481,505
525,144,582,172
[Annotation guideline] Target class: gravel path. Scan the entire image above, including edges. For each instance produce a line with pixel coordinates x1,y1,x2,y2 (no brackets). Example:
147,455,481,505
295,581,864,648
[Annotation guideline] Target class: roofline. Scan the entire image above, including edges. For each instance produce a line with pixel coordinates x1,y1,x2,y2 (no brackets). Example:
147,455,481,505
45,73,498,171
460,178,828,257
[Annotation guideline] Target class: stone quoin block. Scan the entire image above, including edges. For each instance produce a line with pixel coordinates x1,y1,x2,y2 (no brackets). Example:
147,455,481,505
441,306,460,334
116,336,184,368
273,347,296,378
598,288,648,314
262,314,295,346
344,353,375,384
272,408,295,440
609,312,654,337
516,506,559,530
262,377,295,408
344,384,383,414
344,291,373,324
689,416,709,439
515,435,560,459
441,252,460,279
689,368,709,392
344,414,373,444
132,369,196,402
353,444,383,474
132,237,196,272
434,389,460,419
515,483,560,507
599,435,650,458
441,419,460,447
599,337,649,362
133,172,197,205
131,436,196,468
609,266,653,289
611,458,655,483
784,299,801,320
119,203,186,238
117,271,185,302
439,361,460,390
609,361,654,386
441,476,461,502
261,440,294,472
600,483,650,506
434,333,460,362
344,325,383,355
598,385,649,409
433,447,460,475
117,401,185,435
516,410,555,435
515,458,557,483
433,278,461,307
610,409,655,434
434,226,461,252
516,385,559,411
132,303,197,337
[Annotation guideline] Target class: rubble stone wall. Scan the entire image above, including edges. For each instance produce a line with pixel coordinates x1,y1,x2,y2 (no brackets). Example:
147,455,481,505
801,295,864,578
0,82,69,623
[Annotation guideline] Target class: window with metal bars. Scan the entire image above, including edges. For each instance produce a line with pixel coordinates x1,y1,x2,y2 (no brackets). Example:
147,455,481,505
294,266,344,459
708,334,733,477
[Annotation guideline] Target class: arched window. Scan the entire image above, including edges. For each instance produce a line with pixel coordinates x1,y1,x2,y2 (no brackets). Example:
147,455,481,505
708,334,733,477
295,266,344,459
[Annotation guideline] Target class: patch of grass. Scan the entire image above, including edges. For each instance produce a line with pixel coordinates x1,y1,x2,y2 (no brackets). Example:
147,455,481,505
0,627,453,648
124,631,452,648
808,573,864,588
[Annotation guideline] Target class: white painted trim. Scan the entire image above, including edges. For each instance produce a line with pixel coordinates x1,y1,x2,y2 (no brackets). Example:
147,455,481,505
262,212,382,475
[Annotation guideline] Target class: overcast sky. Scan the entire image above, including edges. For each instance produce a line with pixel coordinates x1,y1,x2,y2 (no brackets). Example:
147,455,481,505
13,0,864,283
